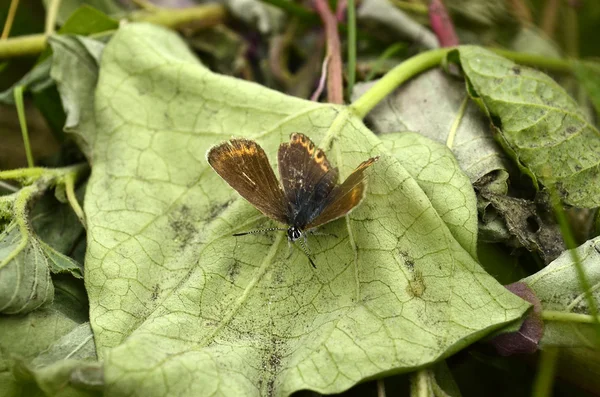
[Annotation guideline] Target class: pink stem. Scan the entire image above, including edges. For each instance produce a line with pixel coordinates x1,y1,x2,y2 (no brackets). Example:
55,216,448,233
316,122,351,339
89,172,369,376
428,0,459,47
313,0,344,104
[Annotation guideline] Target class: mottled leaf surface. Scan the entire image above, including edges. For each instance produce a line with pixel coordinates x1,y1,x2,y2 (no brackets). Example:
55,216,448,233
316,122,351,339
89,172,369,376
524,237,600,348
67,24,528,396
456,46,600,208
381,132,478,258
0,278,89,396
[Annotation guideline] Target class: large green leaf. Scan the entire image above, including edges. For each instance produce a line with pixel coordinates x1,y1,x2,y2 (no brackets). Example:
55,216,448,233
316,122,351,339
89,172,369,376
59,24,529,396
455,46,600,208
381,132,478,259
524,236,600,348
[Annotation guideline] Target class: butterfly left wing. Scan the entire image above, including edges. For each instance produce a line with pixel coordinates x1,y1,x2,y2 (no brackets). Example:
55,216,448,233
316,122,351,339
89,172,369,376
207,139,289,224
305,156,379,229
278,133,339,224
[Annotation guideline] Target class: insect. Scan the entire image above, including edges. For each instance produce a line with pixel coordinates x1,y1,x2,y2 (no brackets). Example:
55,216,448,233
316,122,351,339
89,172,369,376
207,133,379,268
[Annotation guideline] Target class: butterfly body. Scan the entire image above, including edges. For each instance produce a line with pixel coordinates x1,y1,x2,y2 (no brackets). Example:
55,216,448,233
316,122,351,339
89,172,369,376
207,133,378,267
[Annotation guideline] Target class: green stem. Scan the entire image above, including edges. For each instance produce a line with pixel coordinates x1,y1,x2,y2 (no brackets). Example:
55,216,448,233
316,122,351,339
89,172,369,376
346,0,357,99
0,34,47,58
13,86,34,168
64,171,86,228
390,0,429,15
446,96,468,149
410,369,433,397
0,4,227,59
0,167,45,182
45,0,62,36
532,348,559,397
351,48,450,118
542,310,600,324
130,4,226,28
364,42,406,82
351,46,574,119
491,48,572,72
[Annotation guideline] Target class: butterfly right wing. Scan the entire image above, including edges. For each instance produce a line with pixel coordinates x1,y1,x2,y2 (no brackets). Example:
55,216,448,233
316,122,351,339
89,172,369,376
305,157,379,229
207,139,289,224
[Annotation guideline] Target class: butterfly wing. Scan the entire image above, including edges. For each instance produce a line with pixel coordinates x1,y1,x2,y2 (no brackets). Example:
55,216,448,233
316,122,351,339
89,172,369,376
277,133,339,227
207,139,288,224
305,157,379,229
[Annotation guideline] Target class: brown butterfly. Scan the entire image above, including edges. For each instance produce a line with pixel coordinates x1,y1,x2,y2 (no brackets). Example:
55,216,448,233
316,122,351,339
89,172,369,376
207,133,378,268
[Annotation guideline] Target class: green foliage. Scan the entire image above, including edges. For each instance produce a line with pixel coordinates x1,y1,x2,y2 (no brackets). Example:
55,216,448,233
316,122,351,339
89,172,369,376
1,2,600,395
47,24,530,396
455,46,600,208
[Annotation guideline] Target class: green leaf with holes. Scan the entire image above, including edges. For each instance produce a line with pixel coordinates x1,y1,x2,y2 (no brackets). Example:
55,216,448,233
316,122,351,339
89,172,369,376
454,46,600,208
56,24,529,396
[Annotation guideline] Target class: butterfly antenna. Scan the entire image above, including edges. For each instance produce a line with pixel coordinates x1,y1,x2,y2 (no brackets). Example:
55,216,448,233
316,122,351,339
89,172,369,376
298,238,316,269
233,227,287,237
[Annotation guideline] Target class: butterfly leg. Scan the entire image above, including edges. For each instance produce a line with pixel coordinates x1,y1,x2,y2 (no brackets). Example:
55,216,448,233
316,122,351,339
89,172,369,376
233,227,287,237
298,236,316,268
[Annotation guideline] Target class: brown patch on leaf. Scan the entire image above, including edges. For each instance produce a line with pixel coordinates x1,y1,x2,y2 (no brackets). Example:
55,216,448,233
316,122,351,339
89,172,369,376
406,270,426,298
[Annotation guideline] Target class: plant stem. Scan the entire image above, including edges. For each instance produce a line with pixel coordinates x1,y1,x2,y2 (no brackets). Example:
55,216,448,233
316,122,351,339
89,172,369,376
0,4,227,59
377,379,386,397
346,0,356,99
446,96,467,149
364,42,406,82
541,0,561,39
64,171,86,228
0,34,46,58
14,86,34,168
532,348,559,397
313,0,343,104
542,310,600,324
410,369,433,397
1,0,20,39
491,48,572,72
351,46,574,118
130,4,226,29
351,48,450,118
45,0,62,36
390,0,428,14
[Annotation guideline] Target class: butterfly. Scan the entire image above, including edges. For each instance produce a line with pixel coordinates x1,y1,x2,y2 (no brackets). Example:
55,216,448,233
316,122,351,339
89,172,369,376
207,133,379,268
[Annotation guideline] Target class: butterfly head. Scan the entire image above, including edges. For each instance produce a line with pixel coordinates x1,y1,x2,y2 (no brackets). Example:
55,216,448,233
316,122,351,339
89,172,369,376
287,226,303,241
